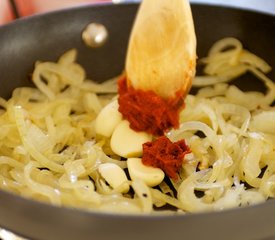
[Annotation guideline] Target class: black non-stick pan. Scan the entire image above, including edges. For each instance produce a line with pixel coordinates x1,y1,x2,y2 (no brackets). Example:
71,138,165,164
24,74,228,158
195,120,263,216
0,2,275,240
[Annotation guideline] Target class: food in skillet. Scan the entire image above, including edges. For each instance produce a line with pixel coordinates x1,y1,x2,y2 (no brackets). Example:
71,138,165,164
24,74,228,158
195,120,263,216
0,0,275,214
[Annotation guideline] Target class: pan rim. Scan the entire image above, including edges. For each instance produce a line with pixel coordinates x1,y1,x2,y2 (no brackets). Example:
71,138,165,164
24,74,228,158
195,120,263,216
190,0,275,16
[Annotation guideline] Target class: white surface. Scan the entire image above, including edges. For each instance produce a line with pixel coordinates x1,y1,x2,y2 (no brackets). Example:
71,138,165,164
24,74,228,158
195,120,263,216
0,229,27,240
191,0,275,14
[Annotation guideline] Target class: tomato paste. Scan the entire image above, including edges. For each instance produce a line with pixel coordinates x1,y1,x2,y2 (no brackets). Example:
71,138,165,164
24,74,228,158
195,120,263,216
118,76,185,136
142,136,191,179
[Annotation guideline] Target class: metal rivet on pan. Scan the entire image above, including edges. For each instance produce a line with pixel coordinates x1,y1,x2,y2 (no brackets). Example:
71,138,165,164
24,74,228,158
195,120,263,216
82,23,108,48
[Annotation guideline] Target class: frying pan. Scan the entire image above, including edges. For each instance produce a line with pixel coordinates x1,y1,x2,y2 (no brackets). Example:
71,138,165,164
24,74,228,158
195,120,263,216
0,2,275,240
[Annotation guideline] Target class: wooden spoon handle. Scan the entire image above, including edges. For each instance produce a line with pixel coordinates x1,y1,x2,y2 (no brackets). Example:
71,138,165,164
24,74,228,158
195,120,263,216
126,0,196,99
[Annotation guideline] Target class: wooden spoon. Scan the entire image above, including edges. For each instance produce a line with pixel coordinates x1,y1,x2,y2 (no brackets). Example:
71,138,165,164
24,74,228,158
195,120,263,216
125,0,196,99
118,0,197,136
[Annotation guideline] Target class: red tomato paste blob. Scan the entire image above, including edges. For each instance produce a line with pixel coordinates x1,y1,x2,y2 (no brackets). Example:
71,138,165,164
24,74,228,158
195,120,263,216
118,76,185,136
142,136,191,179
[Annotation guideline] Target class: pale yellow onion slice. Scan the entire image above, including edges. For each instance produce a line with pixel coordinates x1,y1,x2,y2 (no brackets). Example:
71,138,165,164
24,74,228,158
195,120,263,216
126,0,196,99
